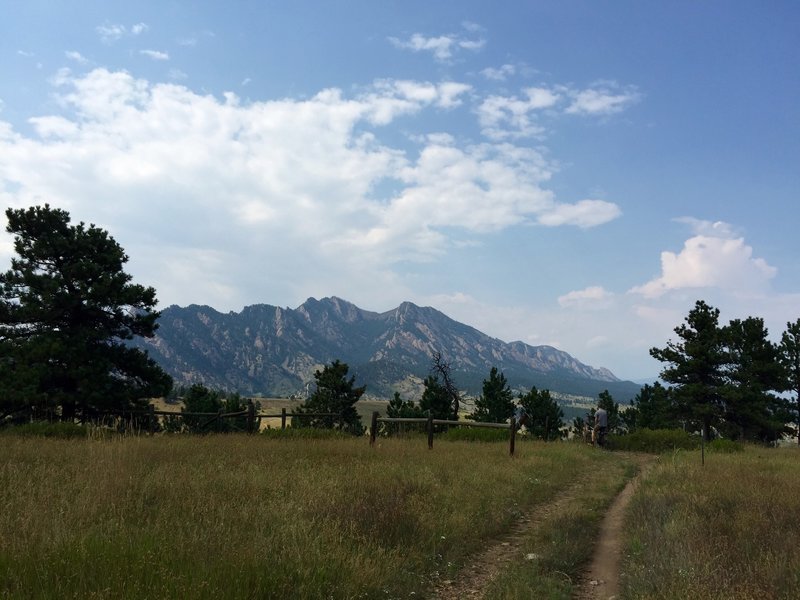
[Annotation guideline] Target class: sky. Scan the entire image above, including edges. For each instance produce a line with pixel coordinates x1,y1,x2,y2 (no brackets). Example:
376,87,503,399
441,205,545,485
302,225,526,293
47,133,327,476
1,1,799,381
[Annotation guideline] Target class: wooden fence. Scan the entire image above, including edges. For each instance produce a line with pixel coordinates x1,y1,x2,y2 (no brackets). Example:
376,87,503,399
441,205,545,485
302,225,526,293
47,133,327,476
369,411,521,455
142,404,341,433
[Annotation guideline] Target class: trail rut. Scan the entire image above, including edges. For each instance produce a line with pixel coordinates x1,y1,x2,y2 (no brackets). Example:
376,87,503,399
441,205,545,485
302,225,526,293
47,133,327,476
432,454,655,600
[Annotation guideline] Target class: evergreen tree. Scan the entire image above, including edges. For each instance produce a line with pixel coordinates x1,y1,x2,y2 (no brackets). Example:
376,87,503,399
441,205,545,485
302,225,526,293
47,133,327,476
297,360,365,434
419,374,451,420
518,386,564,440
385,391,424,434
780,319,800,445
470,366,514,423
629,382,680,430
650,300,728,440
0,205,171,422
722,317,789,442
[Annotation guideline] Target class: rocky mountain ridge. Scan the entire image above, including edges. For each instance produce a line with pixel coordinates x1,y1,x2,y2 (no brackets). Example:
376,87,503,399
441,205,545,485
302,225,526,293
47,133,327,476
138,296,641,401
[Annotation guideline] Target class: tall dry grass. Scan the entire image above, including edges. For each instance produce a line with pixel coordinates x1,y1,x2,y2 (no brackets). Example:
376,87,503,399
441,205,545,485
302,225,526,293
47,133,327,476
622,446,800,599
0,434,633,599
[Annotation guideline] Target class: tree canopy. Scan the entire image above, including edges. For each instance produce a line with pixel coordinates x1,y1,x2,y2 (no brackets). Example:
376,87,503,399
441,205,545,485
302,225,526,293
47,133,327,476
649,300,794,443
780,319,800,445
518,386,564,440
650,300,728,439
470,366,514,423
0,205,171,421
296,359,365,434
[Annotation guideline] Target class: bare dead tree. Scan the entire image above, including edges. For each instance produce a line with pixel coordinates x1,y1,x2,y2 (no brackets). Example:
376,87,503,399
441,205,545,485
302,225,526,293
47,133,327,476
430,350,461,421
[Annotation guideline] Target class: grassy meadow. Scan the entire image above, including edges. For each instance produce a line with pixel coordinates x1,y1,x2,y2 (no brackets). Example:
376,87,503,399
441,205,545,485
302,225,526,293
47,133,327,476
0,433,634,599
622,446,800,599
3,430,799,600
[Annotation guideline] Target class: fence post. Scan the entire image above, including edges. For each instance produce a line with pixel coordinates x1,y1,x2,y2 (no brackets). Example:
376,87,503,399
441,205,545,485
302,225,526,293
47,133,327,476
509,417,516,456
247,400,256,434
148,404,156,435
370,411,379,446
281,407,287,430
427,411,434,450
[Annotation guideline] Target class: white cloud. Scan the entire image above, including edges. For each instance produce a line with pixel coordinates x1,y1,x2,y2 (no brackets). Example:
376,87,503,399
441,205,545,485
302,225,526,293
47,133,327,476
630,220,777,298
96,22,148,43
537,199,621,228
65,51,89,65
241,77,252,86
478,87,560,139
0,68,628,331
140,50,169,61
558,286,614,308
481,64,516,81
566,84,640,116
96,23,127,43
388,31,485,62
168,69,188,80
17,50,35,58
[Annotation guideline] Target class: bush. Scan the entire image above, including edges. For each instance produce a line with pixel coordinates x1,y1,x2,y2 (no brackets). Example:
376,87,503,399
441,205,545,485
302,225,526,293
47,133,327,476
260,426,352,440
441,426,509,442
0,421,90,439
707,438,744,453
607,428,699,453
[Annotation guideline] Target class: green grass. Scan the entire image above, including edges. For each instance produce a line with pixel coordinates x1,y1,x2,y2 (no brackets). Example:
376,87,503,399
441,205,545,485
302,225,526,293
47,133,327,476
0,435,634,599
622,446,800,599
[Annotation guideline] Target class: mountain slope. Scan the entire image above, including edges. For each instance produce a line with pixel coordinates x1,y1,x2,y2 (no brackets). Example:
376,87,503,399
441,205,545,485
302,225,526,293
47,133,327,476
139,296,642,401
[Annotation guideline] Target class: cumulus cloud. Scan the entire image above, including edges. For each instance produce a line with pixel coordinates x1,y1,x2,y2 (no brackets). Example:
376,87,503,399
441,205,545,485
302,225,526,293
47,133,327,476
140,49,169,61
388,31,485,62
0,68,624,313
558,286,614,308
131,23,149,35
478,87,559,139
477,83,639,139
630,219,777,298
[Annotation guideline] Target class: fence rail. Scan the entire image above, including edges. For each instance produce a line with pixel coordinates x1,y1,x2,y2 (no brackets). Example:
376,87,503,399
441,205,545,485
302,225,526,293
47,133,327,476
369,412,520,455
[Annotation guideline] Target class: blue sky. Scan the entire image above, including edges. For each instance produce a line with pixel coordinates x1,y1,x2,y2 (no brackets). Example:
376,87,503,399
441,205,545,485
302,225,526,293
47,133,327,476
1,1,798,381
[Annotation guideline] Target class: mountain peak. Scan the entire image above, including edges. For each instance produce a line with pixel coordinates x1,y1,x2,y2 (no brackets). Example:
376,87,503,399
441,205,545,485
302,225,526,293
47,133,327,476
146,297,640,401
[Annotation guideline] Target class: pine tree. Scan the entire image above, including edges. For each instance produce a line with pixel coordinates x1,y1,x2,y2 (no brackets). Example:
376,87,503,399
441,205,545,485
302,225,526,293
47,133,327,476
518,386,564,440
650,300,728,440
722,317,788,442
470,366,514,423
780,319,800,445
419,374,451,420
630,382,680,430
297,360,365,434
0,205,171,422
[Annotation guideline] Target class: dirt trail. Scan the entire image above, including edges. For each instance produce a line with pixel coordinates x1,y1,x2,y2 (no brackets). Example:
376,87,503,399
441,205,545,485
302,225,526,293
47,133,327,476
433,454,655,600
433,477,586,600
574,456,655,600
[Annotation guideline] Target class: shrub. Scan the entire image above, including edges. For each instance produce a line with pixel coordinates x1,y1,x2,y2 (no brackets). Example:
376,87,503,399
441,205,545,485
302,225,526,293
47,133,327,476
441,426,509,442
259,426,351,440
706,438,744,453
0,421,90,439
607,428,699,453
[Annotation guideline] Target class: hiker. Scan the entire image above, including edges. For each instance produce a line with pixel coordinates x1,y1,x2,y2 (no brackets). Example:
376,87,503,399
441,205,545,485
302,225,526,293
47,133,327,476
514,405,528,431
594,406,608,447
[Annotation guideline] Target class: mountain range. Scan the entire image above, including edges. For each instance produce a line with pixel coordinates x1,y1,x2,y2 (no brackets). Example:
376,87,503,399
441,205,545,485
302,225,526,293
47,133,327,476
137,296,642,402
